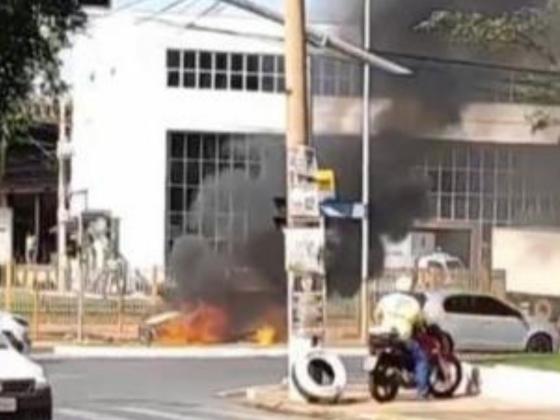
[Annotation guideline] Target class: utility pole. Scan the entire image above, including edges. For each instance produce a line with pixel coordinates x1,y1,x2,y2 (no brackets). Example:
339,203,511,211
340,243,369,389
57,98,68,292
360,0,372,344
284,0,311,401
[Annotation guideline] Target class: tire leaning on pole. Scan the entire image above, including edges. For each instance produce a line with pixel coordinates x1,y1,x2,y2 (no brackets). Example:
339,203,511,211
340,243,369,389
291,350,347,403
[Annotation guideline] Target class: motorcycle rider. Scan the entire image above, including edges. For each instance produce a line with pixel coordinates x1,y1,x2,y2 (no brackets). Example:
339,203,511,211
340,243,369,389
372,276,430,399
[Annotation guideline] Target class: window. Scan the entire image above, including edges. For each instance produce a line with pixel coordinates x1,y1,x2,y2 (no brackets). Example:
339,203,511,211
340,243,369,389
444,295,520,318
165,131,281,257
167,50,180,87
444,296,474,315
166,49,287,94
165,49,359,96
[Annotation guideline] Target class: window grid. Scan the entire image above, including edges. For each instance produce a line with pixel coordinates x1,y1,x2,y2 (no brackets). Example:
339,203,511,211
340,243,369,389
165,131,279,257
420,143,560,227
166,49,359,97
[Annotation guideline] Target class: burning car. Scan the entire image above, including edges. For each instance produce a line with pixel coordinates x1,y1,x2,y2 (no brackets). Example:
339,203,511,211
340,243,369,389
138,301,284,347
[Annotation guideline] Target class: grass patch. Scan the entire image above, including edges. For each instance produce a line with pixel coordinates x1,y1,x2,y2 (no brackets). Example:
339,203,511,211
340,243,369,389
479,354,560,372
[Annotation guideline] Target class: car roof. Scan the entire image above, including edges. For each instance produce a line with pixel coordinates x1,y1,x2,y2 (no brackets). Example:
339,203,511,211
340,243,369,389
420,289,501,302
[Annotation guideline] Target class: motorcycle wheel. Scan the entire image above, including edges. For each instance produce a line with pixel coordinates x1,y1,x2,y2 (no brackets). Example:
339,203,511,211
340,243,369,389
369,360,400,403
428,355,462,399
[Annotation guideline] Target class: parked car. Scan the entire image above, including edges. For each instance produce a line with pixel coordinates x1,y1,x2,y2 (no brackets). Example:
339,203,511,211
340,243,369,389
0,312,31,353
0,333,52,419
418,291,560,353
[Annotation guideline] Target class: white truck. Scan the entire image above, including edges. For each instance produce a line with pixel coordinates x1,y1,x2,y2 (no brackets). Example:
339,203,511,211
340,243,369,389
492,227,560,327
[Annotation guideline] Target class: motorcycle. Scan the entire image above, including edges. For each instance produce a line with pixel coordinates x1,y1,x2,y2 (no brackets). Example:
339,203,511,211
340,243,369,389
364,325,462,403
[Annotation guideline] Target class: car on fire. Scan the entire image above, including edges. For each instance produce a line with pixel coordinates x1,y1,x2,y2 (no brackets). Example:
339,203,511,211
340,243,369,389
0,332,52,419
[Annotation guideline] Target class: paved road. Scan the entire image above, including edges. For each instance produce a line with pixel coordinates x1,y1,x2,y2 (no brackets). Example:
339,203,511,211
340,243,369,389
40,356,364,420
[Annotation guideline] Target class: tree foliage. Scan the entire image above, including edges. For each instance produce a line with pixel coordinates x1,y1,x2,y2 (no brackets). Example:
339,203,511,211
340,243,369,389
415,1,560,131
415,1,559,67
0,0,85,146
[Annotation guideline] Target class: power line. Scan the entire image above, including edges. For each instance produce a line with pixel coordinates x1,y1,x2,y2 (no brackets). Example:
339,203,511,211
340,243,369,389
135,0,190,24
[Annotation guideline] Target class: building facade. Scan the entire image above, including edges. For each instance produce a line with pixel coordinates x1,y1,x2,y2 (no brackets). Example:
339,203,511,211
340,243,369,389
67,4,560,279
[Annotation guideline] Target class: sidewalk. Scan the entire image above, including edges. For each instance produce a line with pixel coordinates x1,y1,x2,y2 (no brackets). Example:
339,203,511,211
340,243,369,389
234,383,560,420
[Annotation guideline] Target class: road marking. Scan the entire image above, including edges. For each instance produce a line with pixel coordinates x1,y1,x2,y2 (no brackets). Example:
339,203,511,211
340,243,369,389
117,406,201,420
57,408,133,420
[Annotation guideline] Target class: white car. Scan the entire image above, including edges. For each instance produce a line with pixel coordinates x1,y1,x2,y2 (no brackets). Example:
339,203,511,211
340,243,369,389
0,333,52,419
0,311,31,353
421,291,560,353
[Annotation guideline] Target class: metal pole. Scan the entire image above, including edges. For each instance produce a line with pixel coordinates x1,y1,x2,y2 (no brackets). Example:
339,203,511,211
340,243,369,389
284,0,310,401
360,0,371,343
77,213,84,343
57,99,67,292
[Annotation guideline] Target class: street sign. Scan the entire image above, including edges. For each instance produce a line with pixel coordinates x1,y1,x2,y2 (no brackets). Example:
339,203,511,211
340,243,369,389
321,200,367,220
0,208,13,265
315,169,336,202
285,227,325,274
287,146,321,219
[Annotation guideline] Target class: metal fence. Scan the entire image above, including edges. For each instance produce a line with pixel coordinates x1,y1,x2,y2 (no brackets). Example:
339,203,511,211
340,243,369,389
1,264,163,344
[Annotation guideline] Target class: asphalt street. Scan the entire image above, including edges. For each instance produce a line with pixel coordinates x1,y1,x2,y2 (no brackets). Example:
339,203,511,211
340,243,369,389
39,356,364,420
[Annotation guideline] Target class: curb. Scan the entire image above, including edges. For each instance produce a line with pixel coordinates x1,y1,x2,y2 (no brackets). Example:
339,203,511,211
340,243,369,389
30,345,367,360
480,365,560,408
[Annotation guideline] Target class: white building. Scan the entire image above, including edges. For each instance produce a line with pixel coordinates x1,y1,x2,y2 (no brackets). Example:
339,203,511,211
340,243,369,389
67,2,560,278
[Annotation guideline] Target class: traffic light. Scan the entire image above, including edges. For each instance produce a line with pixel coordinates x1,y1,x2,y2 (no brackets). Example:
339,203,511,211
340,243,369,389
273,197,287,229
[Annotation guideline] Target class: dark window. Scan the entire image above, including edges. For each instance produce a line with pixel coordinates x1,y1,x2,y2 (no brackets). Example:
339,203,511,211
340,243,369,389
184,51,196,68
247,54,259,72
200,52,212,69
444,296,474,314
183,72,196,88
167,71,179,87
167,50,180,67
231,54,244,71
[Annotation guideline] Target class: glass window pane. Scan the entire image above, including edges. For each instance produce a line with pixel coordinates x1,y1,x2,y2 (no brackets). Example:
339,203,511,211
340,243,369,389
186,188,198,210
170,187,184,211
469,195,480,220
231,74,243,90
441,170,453,193
167,71,179,87
262,75,274,92
202,134,216,160
199,72,212,89
186,163,200,185
218,136,231,160
276,76,285,92
469,171,480,193
170,133,184,158
262,55,274,72
277,56,285,73
184,51,196,69
170,161,184,184
428,170,439,192
167,50,180,68
441,195,452,218
232,54,243,71
187,134,201,159
483,196,494,221
183,71,196,88
246,75,259,91
454,195,466,220
455,171,466,193
216,53,227,70
483,172,495,194
200,52,212,69
203,162,216,179
497,197,509,222
215,73,227,89
247,54,259,72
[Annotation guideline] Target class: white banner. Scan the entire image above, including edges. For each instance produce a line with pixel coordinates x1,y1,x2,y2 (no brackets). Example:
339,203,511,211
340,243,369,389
285,227,325,274
0,208,13,265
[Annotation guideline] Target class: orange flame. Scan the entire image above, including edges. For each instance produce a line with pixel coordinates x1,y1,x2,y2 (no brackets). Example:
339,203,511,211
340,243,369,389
159,303,229,345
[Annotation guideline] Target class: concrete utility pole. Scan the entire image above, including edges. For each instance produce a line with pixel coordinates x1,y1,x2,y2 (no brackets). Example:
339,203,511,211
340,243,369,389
57,98,68,292
360,0,372,344
284,0,310,401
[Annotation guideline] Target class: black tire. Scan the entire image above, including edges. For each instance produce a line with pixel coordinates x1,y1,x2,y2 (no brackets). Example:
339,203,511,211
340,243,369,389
440,332,455,354
369,360,400,403
429,355,463,399
526,333,553,353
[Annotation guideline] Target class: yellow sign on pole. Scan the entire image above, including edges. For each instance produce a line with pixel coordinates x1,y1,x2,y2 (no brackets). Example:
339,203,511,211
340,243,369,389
314,170,336,200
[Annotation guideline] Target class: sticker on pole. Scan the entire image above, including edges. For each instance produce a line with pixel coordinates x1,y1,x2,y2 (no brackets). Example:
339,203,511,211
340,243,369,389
285,227,325,274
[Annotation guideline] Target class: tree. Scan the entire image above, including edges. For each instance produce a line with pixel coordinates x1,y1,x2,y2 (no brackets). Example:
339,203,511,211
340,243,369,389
0,0,85,200
415,0,560,131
